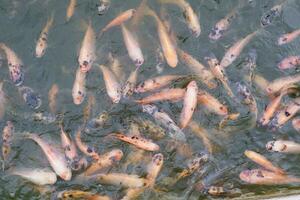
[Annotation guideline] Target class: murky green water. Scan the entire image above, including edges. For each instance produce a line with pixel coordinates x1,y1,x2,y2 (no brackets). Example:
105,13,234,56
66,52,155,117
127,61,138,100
1,0,300,199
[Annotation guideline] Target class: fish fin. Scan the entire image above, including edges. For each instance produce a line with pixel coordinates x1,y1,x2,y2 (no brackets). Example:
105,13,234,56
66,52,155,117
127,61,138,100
130,0,148,30
79,19,89,32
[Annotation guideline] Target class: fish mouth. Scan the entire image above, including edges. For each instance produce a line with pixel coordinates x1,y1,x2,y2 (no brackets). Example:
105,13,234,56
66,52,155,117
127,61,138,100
239,170,251,183
73,96,84,105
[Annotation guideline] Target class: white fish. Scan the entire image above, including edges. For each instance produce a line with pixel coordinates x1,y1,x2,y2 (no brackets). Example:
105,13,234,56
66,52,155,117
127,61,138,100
72,68,86,105
121,24,144,67
266,140,300,154
78,22,96,73
10,168,57,185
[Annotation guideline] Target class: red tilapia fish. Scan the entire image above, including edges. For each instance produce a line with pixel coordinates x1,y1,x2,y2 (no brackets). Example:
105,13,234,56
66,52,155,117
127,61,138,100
135,75,182,93
122,67,139,98
292,117,300,132
23,132,72,181
144,5,178,67
158,0,201,37
244,150,285,175
278,28,300,45
0,43,24,86
180,81,198,129
72,68,86,105
135,88,185,104
177,48,216,89
266,140,300,154
9,167,57,186
98,64,121,103
278,55,300,70
0,81,6,119
266,73,300,95
48,84,59,113
109,132,160,151
66,0,76,21
197,90,228,116
35,13,54,58
98,9,136,37
2,121,14,164
83,149,123,176
78,22,96,73
57,190,111,200
240,169,300,185
220,30,259,68
121,24,144,67
209,8,237,40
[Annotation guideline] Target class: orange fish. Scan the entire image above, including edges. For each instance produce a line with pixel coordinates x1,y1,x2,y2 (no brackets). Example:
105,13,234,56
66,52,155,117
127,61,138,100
278,28,300,45
135,88,185,104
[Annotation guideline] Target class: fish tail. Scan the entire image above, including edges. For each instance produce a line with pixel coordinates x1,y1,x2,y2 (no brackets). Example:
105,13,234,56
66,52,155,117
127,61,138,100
131,0,148,28
48,11,55,28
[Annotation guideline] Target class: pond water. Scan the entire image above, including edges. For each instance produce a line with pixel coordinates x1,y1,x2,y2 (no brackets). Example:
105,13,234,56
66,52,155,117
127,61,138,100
1,0,300,199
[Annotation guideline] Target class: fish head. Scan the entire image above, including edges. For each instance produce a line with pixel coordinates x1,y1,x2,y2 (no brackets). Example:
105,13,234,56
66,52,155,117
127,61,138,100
239,170,253,183
209,26,223,40
152,153,164,167
266,141,277,152
60,169,72,181
23,90,42,109
79,61,91,73
218,105,228,115
10,65,24,86
277,36,288,45
35,42,46,58
134,58,144,67
72,89,86,105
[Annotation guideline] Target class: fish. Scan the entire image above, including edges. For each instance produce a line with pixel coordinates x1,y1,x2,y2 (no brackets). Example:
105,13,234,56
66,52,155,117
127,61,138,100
266,74,300,95
197,90,228,116
18,86,42,109
209,8,237,40
83,149,123,176
244,73,269,94
142,104,186,142
48,84,59,113
98,64,121,103
239,169,300,185
135,75,182,93
86,111,110,132
278,56,300,70
97,0,111,16
132,117,166,140
266,140,300,154
122,67,139,98
177,48,216,89
108,53,126,84
66,0,76,21
188,121,214,154
121,24,144,67
57,190,111,200
220,30,259,68
35,13,54,58
78,22,96,73
146,153,164,187
259,92,284,126
158,0,201,37
60,124,80,170
83,94,96,124
98,9,136,37
206,186,241,197
90,173,147,188
109,132,160,151
260,2,285,27
243,49,257,85
135,88,185,104
144,5,178,67
237,83,258,120
180,81,198,129
278,29,300,45
2,121,14,163
205,54,234,97
9,168,57,185
23,132,72,181
270,97,300,128
0,81,7,119
292,117,300,132
244,150,285,175
72,68,86,105
0,43,24,86
75,127,101,161
31,112,56,124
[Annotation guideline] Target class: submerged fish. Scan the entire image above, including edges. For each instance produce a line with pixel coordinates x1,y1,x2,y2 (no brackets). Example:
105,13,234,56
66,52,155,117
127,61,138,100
278,28,300,45
158,0,201,37
2,121,14,163
177,48,216,88
244,150,285,175
122,67,139,98
240,169,300,185
135,75,182,93
97,0,111,16
209,8,237,40
78,22,96,73
292,117,300,132
110,132,160,151
146,153,164,187
98,9,136,37
66,0,76,21
121,24,144,67
23,132,72,181
266,74,300,95
35,13,54,58
180,81,198,129
18,86,42,109
48,84,59,113
9,167,57,185
0,82,7,119
98,64,121,103
72,68,86,105
278,56,300,70
57,189,111,200
220,30,259,68
266,140,300,154
135,88,185,104
0,43,24,86
243,49,257,85
142,104,186,142
197,90,228,116
261,2,285,27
